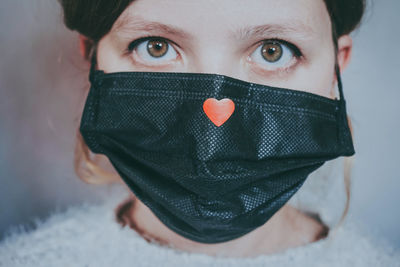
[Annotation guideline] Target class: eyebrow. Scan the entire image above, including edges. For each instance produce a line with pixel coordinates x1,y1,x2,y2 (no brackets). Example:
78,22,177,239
113,16,315,42
113,16,194,40
232,23,315,41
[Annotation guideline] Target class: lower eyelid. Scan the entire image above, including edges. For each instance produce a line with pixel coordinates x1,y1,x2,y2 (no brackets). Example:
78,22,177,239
248,55,300,76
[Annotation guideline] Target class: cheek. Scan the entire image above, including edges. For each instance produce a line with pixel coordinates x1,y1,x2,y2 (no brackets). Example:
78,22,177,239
249,60,336,99
282,50,336,99
298,60,336,98
97,37,133,73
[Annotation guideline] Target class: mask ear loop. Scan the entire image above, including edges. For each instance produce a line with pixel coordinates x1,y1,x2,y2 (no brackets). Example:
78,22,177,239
89,44,98,84
331,23,345,104
335,63,345,103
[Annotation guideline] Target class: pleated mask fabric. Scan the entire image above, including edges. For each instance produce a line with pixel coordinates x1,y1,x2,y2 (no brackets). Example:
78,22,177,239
80,53,355,244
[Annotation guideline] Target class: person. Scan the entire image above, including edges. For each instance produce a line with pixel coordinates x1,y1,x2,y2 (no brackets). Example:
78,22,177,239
0,0,399,266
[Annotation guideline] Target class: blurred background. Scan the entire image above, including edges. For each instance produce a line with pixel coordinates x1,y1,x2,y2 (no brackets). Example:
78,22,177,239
0,0,399,248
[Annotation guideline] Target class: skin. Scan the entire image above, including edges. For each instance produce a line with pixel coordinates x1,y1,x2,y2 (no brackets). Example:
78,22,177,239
80,0,353,257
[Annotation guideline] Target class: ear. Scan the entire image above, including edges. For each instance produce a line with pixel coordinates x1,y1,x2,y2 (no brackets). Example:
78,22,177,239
337,35,353,72
79,35,94,61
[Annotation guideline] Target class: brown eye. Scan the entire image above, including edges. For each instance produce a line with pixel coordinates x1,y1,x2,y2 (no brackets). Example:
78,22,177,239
128,37,178,65
147,39,168,58
261,41,283,63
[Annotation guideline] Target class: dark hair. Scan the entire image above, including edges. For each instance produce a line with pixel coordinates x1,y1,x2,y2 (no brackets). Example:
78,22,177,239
59,0,365,43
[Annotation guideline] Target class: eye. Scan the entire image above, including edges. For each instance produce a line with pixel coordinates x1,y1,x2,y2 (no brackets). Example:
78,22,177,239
127,37,178,65
249,40,301,71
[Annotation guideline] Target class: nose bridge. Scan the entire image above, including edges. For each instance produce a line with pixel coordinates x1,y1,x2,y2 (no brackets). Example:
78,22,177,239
188,43,245,80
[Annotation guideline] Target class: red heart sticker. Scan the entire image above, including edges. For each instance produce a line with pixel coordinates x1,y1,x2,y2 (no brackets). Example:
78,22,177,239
203,98,235,127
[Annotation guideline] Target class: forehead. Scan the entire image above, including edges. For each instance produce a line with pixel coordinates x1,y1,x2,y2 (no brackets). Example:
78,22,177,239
112,0,331,39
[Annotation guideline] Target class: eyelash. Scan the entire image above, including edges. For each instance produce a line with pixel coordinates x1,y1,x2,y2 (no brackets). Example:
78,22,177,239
125,35,178,54
268,39,303,58
124,35,304,68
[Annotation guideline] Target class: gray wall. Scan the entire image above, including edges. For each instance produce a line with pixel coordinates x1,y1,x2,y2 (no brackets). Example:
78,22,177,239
343,0,400,248
1,0,399,248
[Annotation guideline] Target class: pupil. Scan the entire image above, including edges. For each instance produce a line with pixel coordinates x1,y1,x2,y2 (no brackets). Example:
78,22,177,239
155,43,162,50
268,47,276,55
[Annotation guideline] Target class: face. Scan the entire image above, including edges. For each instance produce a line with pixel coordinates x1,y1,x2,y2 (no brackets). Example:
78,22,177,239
96,0,338,98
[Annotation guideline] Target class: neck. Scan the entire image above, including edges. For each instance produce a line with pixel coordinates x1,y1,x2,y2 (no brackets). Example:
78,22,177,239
116,195,329,258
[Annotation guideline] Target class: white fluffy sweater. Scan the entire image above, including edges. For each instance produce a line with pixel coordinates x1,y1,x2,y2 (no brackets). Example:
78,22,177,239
1,181,399,267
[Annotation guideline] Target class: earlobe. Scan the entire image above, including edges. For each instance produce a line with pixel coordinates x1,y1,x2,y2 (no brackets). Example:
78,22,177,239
337,35,353,72
79,35,94,61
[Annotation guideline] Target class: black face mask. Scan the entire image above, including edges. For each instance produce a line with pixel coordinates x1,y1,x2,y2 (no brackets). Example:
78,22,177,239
80,52,355,244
